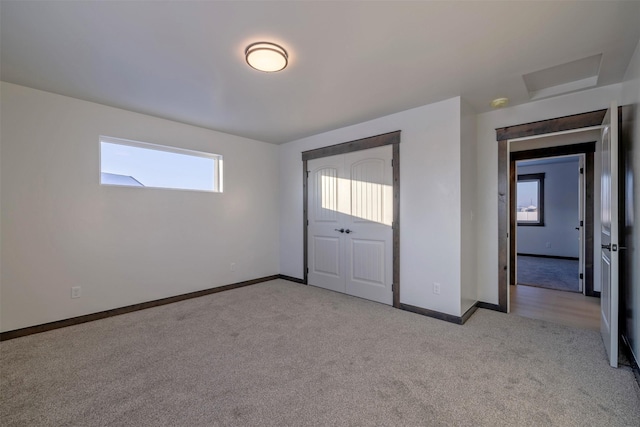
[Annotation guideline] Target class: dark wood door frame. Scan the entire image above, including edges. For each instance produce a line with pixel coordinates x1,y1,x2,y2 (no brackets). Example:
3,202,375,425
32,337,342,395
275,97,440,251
302,131,401,308
510,143,597,297
495,110,606,312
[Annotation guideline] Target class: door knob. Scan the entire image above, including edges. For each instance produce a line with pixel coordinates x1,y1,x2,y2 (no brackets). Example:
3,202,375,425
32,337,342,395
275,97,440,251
345,229,352,234
601,243,611,250
334,228,345,233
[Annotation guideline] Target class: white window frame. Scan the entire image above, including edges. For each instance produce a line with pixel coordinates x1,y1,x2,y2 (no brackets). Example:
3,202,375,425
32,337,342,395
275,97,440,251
99,135,223,193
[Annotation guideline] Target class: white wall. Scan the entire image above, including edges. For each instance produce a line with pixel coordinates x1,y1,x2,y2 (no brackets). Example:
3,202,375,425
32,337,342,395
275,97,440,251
279,98,467,316
476,83,623,304
0,82,280,332
460,100,478,314
621,38,640,366
516,159,580,258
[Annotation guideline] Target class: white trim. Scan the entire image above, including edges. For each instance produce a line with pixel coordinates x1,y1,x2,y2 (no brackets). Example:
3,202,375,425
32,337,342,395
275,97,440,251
508,125,603,143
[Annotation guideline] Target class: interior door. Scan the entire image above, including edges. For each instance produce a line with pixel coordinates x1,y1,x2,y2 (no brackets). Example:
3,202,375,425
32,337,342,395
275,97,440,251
600,101,619,368
578,155,585,293
344,146,393,305
307,146,393,305
307,154,347,294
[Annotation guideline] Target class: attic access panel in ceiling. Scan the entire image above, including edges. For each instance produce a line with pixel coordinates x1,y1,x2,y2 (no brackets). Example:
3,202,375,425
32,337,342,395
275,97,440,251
522,54,603,100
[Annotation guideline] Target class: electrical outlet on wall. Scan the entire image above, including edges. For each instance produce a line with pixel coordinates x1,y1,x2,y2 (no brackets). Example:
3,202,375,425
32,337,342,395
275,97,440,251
71,286,81,299
230,262,236,272
433,282,441,295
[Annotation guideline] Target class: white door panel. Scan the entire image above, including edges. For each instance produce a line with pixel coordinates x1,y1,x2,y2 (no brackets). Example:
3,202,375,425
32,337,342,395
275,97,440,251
310,236,343,291
313,167,340,222
600,101,619,368
350,239,386,285
347,237,392,305
601,251,611,325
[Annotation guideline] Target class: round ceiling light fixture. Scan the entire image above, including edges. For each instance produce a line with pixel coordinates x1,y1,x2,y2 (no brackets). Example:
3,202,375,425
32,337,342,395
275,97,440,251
490,97,509,109
245,42,288,72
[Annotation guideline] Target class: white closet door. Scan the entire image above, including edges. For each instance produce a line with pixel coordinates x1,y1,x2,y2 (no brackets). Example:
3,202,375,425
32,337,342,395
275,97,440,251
307,154,347,293
343,146,393,305
307,145,393,305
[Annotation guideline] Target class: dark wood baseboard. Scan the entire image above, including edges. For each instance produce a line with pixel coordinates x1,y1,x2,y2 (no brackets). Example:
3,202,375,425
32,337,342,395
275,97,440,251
278,274,305,284
476,301,502,312
621,334,640,387
400,303,477,325
517,253,579,261
0,275,279,342
461,304,478,324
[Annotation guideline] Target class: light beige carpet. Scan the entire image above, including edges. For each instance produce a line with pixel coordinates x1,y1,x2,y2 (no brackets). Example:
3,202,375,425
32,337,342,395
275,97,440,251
1,279,639,426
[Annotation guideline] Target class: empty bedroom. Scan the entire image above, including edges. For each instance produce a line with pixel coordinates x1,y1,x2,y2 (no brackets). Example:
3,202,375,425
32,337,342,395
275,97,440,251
2,1,640,426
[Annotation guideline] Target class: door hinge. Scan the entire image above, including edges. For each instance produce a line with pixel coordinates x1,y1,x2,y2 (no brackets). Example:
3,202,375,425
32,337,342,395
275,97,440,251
306,220,309,226
306,171,310,178
391,159,394,167
579,273,584,280
306,268,309,274
580,220,583,227
392,283,395,292
580,167,584,174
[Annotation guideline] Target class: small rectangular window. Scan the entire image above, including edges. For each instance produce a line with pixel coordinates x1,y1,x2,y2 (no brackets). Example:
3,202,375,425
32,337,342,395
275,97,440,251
517,173,544,226
100,136,223,192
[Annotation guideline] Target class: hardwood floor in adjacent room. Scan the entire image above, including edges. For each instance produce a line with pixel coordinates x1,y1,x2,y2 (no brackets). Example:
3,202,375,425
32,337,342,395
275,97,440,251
510,284,600,331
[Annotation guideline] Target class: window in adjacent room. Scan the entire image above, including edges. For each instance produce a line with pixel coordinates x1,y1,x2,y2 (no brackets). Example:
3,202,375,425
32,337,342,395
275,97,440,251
100,136,223,192
517,173,544,226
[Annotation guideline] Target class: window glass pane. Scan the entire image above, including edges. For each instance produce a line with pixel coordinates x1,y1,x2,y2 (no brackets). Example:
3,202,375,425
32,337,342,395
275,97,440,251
100,139,220,192
517,180,539,222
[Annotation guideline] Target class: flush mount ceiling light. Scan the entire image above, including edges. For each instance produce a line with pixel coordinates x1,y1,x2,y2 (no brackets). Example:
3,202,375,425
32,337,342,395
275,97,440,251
245,42,288,72
490,97,509,109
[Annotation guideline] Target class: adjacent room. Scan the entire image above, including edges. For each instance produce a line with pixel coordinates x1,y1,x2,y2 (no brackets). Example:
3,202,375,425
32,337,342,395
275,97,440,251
1,1,640,425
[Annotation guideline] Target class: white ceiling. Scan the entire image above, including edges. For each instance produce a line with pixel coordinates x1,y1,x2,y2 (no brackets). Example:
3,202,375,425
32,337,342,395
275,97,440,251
2,1,639,144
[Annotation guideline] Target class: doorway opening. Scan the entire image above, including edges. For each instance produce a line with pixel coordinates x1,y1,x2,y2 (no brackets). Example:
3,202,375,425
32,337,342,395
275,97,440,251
508,139,600,330
495,110,607,312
